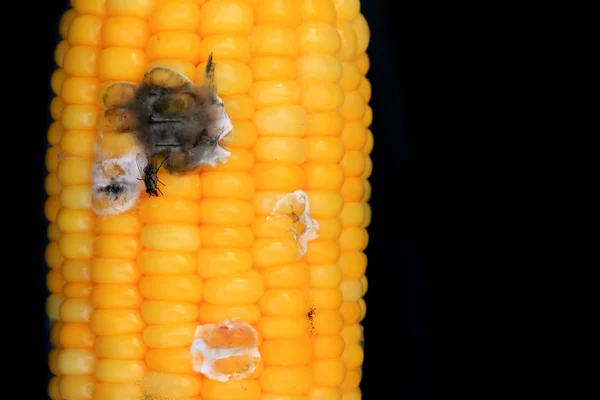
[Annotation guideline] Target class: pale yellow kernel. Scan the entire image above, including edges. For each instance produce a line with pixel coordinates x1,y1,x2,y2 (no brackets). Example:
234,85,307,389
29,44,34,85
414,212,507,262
305,136,345,163
96,334,146,359
96,360,146,382
301,82,345,112
143,324,197,348
140,275,203,302
92,258,139,283
196,60,253,95
92,284,143,309
297,22,342,54
200,226,254,248
101,16,150,48
57,349,96,375
147,31,202,64
251,238,299,268
340,280,363,302
50,97,64,121
90,309,144,335
296,54,342,83
74,0,106,17
250,56,296,81
51,69,67,95
141,301,198,325
260,337,312,367
200,171,255,199
257,316,310,339
98,48,147,81
95,235,141,258
254,163,305,191
221,96,256,121
260,289,310,316
62,259,91,282
255,0,302,27
260,367,313,395
251,25,300,57
141,225,201,252
60,297,93,322
353,13,371,54
58,375,95,400
139,197,202,224
150,0,201,32
304,163,345,191
47,121,64,145
199,198,254,226
197,248,253,278
198,303,261,324
44,174,61,196
56,209,94,233
59,9,77,39
67,15,102,46
54,40,70,68
199,34,251,63
359,298,366,322
198,0,254,37
336,20,358,61
138,251,197,275
340,150,366,177
301,0,337,24
255,137,306,164
254,103,308,135
358,77,371,102
60,186,92,209
46,294,64,320
250,80,300,108
306,112,344,136
312,359,347,387
306,240,340,264
106,0,155,18
93,382,143,400
203,270,265,305
63,45,97,77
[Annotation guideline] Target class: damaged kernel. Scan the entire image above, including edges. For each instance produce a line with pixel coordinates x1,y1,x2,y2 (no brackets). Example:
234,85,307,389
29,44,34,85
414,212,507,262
267,190,320,257
190,318,260,383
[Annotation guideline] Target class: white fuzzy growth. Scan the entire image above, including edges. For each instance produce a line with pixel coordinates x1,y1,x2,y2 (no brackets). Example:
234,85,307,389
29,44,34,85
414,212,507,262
200,93,233,167
189,318,260,383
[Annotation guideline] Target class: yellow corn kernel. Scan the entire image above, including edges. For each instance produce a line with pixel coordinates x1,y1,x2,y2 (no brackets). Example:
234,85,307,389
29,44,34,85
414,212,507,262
46,2,372,398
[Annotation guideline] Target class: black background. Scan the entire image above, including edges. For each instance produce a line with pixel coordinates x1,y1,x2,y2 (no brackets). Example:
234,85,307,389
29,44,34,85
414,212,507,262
9,0,431,398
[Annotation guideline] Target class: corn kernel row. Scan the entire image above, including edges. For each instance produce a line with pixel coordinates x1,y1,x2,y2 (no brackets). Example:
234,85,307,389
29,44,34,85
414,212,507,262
334,1,372,399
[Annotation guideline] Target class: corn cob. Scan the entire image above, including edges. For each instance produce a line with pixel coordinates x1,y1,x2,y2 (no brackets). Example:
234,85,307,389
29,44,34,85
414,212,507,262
45,1,372,399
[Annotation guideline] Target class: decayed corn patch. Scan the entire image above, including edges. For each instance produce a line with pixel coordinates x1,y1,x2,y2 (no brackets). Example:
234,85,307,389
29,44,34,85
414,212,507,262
45,0,372,399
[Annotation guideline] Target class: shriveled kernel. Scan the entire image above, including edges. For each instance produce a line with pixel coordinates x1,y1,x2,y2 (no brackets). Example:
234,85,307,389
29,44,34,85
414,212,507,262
198,0,254,37
199,35,251,63
101,16,150,48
